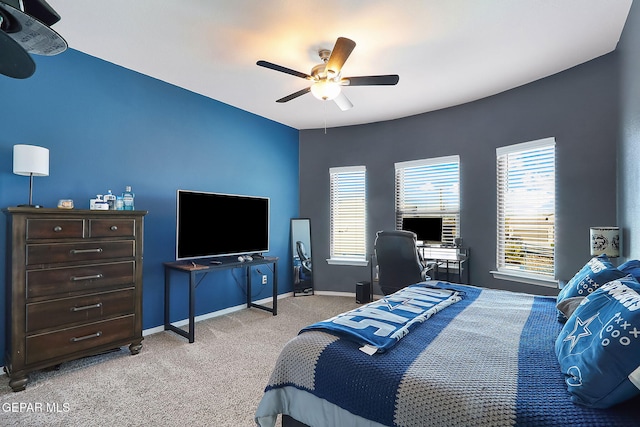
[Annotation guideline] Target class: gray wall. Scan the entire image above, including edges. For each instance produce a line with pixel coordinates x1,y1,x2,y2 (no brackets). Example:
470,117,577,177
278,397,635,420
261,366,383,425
300,53,620,296
619,1,640,260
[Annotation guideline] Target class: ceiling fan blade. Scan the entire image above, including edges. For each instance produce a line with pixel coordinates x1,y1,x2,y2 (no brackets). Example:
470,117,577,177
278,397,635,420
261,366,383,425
0,2,66,55
0,30,36,78
341,75,399,86
325,37,356,76
22,0,61,27
276,87,311,103
257,60,312,80
333,92,353,111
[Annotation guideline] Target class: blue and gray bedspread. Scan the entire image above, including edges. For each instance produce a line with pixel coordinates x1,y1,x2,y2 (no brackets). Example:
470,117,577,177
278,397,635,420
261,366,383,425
255,282,640,427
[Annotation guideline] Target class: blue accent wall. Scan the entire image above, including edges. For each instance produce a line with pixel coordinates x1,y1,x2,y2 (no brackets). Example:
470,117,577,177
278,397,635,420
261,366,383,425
0,49,299,358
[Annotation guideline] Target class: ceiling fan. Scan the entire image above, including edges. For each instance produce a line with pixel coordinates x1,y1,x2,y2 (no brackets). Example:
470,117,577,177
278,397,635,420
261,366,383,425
257,37,399,111
0,0,67,79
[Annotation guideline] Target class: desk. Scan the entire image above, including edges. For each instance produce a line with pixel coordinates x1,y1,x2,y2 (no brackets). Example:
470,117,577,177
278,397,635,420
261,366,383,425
418,246,469,284
164,256,278,343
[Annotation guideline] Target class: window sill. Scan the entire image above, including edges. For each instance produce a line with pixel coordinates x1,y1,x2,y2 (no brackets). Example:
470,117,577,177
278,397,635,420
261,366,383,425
490,270,558,288
326,258,369,267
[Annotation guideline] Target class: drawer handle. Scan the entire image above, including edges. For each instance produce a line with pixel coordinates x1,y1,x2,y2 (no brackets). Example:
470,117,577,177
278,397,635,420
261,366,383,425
70,303,103,312
70,331,102,342
53,226,63,232
110,225,118,231
70,274,103,282
70,248,103,254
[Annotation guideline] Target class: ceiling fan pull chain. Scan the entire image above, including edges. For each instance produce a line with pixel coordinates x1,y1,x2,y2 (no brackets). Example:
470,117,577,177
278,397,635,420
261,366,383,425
324,101,328,134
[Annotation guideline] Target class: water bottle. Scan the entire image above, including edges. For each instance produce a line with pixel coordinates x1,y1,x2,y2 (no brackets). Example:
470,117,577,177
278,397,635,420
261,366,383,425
123,186,135,210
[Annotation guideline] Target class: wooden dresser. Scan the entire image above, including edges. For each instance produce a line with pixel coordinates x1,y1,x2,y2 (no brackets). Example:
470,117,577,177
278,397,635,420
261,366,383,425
2,207,147,391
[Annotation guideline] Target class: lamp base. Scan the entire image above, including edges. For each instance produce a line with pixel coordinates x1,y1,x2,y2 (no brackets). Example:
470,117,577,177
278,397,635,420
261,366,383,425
17,204,43,208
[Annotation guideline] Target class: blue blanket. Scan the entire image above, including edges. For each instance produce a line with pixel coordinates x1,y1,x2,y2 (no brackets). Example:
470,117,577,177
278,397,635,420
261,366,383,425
256,282,640,427
299,284,462,353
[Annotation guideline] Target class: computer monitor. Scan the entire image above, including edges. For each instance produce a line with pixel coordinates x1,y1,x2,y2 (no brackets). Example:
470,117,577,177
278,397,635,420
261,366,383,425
401,217,443,244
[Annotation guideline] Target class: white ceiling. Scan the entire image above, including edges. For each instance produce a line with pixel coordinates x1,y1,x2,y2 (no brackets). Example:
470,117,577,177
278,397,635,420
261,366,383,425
47,0,632,130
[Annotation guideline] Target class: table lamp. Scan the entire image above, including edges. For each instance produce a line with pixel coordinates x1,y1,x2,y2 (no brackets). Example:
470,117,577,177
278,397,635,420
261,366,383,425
590,226,620,258
13,144,49,208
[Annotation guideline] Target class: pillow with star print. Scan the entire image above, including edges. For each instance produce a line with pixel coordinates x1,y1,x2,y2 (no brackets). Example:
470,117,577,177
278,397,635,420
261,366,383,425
556,254,626,322
555,275,640,408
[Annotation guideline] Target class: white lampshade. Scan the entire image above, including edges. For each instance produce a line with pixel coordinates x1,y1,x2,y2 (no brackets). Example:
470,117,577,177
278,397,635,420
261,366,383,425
13,144,49,177
310,80,341,101
590,226,620,257
13,144,50,208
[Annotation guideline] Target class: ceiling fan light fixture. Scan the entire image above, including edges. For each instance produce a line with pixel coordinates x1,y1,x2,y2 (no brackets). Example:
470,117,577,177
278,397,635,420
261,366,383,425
310,79,341,101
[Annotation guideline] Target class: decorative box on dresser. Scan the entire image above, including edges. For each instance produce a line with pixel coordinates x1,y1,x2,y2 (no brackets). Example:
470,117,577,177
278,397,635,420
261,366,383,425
2,207,147,392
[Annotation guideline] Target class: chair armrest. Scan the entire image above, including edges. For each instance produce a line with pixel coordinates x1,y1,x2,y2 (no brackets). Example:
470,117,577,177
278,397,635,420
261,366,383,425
423,260,437,271
421,261,437,281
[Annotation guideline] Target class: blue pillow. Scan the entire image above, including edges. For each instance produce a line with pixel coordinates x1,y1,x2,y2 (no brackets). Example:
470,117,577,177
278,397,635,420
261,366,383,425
557,254,626,303
619,259,640,282
555,275,640,408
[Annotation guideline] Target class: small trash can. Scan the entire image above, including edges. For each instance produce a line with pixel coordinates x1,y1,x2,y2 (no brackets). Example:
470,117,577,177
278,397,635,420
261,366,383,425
356,281,372,304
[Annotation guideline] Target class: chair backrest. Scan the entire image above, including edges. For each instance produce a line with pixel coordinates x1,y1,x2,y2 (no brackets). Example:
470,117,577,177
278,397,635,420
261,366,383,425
296,240,312,274
296,241,309,262
374,230,425,295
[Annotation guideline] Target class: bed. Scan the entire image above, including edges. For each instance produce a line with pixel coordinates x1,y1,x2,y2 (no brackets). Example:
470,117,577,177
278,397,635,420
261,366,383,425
255,272,640,427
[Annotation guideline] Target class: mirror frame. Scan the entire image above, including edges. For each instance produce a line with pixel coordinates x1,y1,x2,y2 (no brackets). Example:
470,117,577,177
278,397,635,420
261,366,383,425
291,218,314,296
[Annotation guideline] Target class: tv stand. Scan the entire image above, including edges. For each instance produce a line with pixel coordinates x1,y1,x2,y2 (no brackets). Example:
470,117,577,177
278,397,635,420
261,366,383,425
163,256,278,343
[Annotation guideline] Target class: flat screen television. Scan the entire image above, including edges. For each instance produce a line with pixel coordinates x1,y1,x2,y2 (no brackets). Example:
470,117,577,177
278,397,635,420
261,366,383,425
401,216,443,243
176,190,270,260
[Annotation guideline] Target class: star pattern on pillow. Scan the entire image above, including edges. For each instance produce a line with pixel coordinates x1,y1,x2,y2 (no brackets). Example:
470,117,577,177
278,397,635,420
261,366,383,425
564,313,599,351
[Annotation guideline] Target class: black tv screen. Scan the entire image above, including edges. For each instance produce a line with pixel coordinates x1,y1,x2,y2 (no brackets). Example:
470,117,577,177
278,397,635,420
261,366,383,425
176,190,270,260
402,217,443,243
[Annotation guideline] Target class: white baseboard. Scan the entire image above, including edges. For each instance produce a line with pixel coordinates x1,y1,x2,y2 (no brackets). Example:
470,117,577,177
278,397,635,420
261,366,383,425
144,292,294,336
312,290,355,298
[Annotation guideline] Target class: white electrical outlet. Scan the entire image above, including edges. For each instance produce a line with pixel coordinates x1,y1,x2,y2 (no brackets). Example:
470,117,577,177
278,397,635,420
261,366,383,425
262,275,268,285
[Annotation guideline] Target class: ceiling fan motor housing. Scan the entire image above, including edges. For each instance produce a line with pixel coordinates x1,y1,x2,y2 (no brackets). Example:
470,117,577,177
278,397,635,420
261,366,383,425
311,63,328,80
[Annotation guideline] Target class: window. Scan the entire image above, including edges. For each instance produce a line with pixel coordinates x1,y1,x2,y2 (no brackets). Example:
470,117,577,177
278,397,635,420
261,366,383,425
494,137,556,286
328,166,367,266
395,156,460,245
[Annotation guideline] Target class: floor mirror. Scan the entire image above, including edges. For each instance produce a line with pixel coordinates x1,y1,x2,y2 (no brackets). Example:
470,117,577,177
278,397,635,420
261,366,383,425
291,218,314,296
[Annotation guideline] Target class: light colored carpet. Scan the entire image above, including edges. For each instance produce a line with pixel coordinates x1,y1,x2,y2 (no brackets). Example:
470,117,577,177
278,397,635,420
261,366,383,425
0,295,360,427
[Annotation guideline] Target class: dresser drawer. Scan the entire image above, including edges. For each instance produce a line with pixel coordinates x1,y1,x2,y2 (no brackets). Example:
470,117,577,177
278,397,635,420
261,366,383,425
26,315,136,365
27,261,135,299
26,219,85,240
26,288,135,332
89,219,136,238
27,241,135,266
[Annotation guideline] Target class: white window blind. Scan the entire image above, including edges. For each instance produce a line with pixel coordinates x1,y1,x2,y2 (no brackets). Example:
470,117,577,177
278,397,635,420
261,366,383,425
395,156,460,244
496,138,556,280
329,166,367,263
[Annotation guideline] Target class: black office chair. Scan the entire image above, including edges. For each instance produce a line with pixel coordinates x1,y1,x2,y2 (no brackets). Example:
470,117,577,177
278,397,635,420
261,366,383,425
374,230,434,295
296,241,312,275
